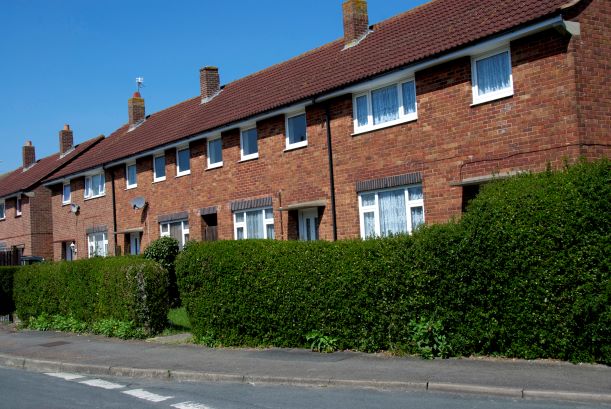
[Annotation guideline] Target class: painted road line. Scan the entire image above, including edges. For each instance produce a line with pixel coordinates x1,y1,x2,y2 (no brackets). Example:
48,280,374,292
171,402,215,409
122,389,174,403
44,372,85,381
79,379,125,390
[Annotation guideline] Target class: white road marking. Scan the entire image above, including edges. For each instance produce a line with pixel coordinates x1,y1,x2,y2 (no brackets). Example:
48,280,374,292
78,379,125,390
122,389,173,403
171,402,215,409
44,372,85,381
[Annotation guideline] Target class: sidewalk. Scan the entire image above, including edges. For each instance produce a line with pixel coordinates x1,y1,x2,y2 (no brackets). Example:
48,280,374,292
0,324,610,404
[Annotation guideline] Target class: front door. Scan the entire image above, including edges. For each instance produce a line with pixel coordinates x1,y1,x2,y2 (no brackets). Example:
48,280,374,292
130,233,141,255
298,208,319,241
64,242,74,261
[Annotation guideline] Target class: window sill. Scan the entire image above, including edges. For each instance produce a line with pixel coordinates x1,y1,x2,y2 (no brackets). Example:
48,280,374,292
62,202,71,206
15,215,22,218
84,194,106,201
125,186,137,191
284,142,308,152
239,155,258,163
153,178,166,184
207,162,223,170
352,116,417,137
471,90,513,106
175,171,191,178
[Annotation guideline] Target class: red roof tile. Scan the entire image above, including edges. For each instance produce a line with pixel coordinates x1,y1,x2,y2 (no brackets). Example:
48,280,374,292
0,136,103,198
47,0,572,182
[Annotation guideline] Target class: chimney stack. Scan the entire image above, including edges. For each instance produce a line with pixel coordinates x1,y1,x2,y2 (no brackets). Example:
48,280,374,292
343,0,369,48
128,91,145,126
200,66,220,102
59,124,74,156
22,141,36,169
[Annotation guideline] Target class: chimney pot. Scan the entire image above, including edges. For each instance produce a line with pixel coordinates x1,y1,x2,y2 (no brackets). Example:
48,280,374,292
128,92,145,126
343,0,369,47
22,140,36,169
200,66,220,102
59,124,74,155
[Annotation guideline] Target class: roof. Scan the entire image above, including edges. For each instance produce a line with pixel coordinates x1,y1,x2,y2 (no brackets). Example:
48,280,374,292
0,136,103,198
47,0,573,182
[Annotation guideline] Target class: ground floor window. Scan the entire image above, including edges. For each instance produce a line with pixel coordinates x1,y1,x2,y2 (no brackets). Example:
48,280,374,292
234,208,274,239
160,220,189,249
359,185,424,238
87,232,108,258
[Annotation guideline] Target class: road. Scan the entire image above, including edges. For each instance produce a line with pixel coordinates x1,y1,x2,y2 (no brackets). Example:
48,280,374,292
0,366,607,409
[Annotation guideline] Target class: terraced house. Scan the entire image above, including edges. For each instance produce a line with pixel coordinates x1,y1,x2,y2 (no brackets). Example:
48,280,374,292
9,0,609,261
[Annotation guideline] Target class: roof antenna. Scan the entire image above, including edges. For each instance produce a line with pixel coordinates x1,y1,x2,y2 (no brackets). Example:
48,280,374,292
136,77,144,93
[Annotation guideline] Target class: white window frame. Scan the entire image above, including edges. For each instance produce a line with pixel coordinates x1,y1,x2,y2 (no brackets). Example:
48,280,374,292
159,219,190,248
84,172,105,199
87,232,108,258
358,185,425,239
285,112,308,150
0,200,5,220
240,127,259,161
471,47,514,105
62,182,71,205
126,162,137,189
176,146,191,177
233,207,275,240
153,153,166,182
352,77,417,135
207,136,223,169
15,197,22,217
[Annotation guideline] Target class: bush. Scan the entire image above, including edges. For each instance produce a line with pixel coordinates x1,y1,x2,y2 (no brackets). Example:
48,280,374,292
0,267,18,315
144,237,180,306
14,257,169,334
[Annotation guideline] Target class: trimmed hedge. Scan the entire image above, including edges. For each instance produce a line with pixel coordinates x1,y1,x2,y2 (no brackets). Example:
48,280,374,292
176,159,610,363
14,257,169,334
143,236,181,307
0,267,18,315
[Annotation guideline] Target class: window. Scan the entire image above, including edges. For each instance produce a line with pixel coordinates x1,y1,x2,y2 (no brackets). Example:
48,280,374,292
0,200,5,220
207,137,223,169
359,185,424,238
353,79,417,133
126,162,137,189
234,208,274,240
15,197,22,217
87,232,108,257
286,113,307,150
176,147,191,176
240,128,258,160
160,220,190,249
84,172,105,199
153,154,166,182
62,182,71,204
472,48,513,105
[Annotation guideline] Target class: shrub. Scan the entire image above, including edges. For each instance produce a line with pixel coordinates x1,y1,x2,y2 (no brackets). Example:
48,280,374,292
144,237,180,306
14,257,169,334
0,266,18,315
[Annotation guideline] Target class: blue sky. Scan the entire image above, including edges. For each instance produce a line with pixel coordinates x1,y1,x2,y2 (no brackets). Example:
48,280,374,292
0,0,428,174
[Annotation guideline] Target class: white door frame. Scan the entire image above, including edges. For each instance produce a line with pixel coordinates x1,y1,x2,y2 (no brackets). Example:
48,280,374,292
298,208,319,241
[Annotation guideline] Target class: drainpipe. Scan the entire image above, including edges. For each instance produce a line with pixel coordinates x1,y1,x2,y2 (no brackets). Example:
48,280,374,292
324,105,338,241
110,167,118,255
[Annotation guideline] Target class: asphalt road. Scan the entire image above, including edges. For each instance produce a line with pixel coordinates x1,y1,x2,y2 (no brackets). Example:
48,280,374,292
1,366,608,409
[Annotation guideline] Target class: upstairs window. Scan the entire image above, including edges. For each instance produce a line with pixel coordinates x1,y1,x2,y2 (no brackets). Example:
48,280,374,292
286,113,307,150
84,172,105,199
16,197,22,217
62,182,71,204
472,48,513,105
126,162,137,189
207,137,223,169
176,146,191,176
0,200,5,220
153,154,166,182
234,208,274,240
240,128,258,160
354,79,417,133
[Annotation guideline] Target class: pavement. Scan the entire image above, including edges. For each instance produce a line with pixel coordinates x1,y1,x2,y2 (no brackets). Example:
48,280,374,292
0,324,610,405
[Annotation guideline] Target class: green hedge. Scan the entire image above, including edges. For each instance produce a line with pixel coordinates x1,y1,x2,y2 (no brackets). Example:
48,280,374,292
14,257,169,334
0,267,19,315
176,159,610,363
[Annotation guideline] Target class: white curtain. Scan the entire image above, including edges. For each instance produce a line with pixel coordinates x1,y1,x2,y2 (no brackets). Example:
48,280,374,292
411,206,424,231
477,52,510,95
402,81,416,115
363,212,376,238
247,210,263,239
95,233,106,256
408,186,423,200
372,85,399,125
356,95,369,127
379,189,407,236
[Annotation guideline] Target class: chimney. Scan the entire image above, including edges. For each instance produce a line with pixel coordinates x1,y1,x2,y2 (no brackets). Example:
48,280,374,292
343,0,369,48
128,91,145,126
200,66,220,102
59,124,74,156
22,141,36,169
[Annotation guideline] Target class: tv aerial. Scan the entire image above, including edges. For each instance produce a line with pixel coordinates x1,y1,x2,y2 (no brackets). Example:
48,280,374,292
136,77,144,92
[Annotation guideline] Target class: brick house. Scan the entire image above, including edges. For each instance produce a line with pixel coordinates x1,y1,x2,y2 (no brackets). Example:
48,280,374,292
42,0,609,260
0,127,102,263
